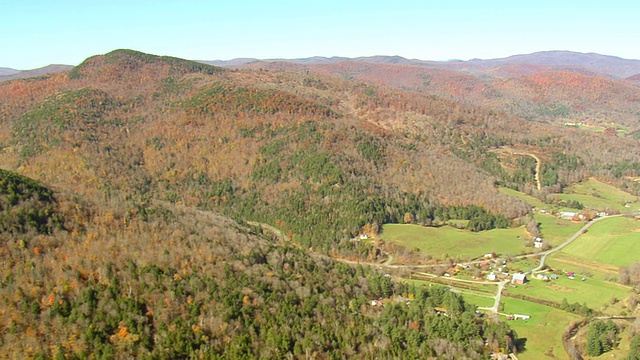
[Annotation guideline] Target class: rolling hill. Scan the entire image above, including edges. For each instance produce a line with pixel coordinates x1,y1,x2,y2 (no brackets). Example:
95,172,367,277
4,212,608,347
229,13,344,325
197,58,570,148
1,48,640,358
0,49,534,358
230,53,640,130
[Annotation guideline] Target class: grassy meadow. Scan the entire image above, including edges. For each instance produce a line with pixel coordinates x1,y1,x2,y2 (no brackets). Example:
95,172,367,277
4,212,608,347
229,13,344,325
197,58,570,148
556,178,640,212
534,213,583,246
559,216,640,267
504,276,631,315
500,297,580,360
381,223,530,260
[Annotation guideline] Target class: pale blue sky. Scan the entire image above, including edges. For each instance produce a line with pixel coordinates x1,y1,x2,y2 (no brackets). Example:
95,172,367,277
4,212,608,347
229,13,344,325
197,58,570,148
1,0,638,69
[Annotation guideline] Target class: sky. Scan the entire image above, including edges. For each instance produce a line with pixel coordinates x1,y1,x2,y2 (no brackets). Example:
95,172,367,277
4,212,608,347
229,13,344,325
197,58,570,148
1,0,638,69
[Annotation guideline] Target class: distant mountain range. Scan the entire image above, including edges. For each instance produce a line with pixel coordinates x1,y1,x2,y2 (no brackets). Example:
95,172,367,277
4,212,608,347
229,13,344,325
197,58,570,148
0,64,73,81
202,51,640,79
3,51,640,83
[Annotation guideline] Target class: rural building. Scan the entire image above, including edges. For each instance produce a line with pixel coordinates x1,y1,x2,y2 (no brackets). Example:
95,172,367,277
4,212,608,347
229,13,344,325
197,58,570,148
487,272,497,281
534,239,544,248
560,211,577,220
359,234,369,240
513,314,530,320
511,273,527,284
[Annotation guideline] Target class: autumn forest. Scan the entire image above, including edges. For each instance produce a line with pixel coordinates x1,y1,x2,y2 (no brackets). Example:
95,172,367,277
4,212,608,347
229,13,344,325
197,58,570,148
1,49,640,358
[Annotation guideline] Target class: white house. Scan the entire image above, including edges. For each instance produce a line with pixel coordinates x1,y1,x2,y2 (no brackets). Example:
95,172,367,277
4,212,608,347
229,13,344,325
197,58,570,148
486,272,497,281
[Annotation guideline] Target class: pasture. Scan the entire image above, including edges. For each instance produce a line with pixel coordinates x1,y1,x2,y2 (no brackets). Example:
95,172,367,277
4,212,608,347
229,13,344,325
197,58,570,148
501,297,580,360
503,276,631,315
559,216,640,267
381,223,530,260
534,213,583,246
556,178,640,212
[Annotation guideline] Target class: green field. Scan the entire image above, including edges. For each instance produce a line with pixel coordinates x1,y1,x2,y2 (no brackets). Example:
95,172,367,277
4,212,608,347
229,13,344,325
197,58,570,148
545,253,618,281
556,178,640,212
382,223,530,260
504,276,631,314
457,291,495,308
501,297,580,360
406,278,496,308
559,216,640,267
499,187,585,246
534,213,583,246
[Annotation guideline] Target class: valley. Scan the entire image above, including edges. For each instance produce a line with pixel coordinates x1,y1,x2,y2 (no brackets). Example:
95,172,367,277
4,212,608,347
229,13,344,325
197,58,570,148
1,49,640,359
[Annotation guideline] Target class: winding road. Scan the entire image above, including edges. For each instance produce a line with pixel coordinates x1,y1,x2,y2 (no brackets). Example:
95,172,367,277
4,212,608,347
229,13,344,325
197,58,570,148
252,214,623,316
339,214,622,316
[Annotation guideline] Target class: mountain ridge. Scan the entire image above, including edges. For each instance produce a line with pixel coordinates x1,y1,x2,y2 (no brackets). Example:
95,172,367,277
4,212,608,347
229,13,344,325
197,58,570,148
203,50,640,79
5,50,640,83
0,64,74,82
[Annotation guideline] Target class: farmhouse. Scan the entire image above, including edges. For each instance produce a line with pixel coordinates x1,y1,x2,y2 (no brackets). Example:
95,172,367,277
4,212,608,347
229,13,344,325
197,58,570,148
486,272,497,281
511,273,527,284
534,238,544,248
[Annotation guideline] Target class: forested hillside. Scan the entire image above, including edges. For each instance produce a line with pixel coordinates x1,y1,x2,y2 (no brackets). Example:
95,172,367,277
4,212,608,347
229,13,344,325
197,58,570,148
241,60,640,131
1,49,640,357
0,169,521,358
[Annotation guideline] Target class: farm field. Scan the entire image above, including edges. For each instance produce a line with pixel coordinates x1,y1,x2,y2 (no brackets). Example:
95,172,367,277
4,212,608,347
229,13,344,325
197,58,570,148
545,253,618,281
556,178,640,212
499,187,584,246
381,223,530,260
534,213,583,246
559,216,640,267
503,276,631,315
500,297,581,360
406,279,495,308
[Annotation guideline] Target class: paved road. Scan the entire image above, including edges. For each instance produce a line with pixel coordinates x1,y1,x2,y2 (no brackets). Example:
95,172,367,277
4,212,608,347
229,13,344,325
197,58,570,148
527,214,622,274
252,214,623,316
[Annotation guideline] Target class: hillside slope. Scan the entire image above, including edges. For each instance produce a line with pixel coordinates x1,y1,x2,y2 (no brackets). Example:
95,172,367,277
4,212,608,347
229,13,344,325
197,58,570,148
1,49,640,251
0,160,520,358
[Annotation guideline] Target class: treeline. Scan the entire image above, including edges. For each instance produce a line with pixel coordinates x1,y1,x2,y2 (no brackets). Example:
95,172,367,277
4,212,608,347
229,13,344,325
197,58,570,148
585,320,619,357
620,262,640,289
